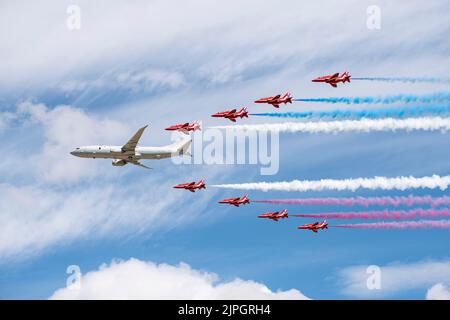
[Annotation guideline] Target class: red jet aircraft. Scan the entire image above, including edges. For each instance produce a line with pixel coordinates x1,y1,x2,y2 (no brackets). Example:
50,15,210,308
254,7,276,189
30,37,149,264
218,195,250,207
173,180,206,192
312,72,351,87
165,122,201,134
258,209,288,222
254,92,293,108
297,220,328,233
211,107,248,122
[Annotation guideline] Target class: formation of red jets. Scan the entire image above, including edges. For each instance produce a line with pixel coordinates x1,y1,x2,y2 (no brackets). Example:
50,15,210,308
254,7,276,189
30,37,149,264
166,71,351,127
170,72,354,233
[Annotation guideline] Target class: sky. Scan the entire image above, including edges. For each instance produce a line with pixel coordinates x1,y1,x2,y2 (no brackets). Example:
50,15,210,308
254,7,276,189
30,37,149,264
0,0,449,299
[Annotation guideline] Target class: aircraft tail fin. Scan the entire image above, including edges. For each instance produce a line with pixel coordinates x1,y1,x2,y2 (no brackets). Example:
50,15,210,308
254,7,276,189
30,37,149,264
170,137,192,156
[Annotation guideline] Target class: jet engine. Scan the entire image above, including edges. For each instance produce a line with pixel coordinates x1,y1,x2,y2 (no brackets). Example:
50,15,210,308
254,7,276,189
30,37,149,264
112,159,127,166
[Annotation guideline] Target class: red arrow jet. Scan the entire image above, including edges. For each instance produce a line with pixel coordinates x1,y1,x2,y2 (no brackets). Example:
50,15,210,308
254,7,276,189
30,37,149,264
312,72,351,87
297,220,328,233
218,195,250,207
254,92,293,108
173,180,206,192
258,209,288,222
211,107,248,122
165,122,201,134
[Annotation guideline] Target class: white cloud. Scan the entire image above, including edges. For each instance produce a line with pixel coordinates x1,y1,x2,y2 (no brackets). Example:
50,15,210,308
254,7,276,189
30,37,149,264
338,259,450,298
0,101,223,260
426,283,450,300
57,68,186,94
0,111,15,132
2,0,449,95
16,101,129,183
50,258,309,300
0,173,221,260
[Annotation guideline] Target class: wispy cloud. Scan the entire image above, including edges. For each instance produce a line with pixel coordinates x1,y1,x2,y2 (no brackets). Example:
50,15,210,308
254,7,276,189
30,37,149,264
0,102,221,261
338,259,450,298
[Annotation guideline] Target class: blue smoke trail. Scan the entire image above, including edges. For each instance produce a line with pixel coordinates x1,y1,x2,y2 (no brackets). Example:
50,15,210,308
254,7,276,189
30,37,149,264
295,92,450,104
352,77,450,84
251,105,450,120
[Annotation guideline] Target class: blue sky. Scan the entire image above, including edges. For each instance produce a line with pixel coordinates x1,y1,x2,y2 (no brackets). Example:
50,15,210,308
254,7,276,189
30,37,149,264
0,0,449,299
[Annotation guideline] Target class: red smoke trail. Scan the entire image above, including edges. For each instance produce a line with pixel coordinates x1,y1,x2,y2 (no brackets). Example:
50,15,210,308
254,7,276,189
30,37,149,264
253,195,450,208
333,220,450,229
292,208,450,220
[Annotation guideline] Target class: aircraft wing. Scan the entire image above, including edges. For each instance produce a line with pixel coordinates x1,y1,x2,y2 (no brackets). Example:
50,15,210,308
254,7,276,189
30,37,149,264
128,159,151,169
330,72,339,79
122,125,148,152
271,95,281,101
312,229,318,233
329,83,337,88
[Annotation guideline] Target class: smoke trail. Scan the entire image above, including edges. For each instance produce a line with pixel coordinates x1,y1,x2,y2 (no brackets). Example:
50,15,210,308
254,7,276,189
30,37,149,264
333,220,450,229
352,77,450,84
211,175,450,192
293,208,450,220
295,92,450,104
253,195,450,207
251,105,450,120
210,117,450,133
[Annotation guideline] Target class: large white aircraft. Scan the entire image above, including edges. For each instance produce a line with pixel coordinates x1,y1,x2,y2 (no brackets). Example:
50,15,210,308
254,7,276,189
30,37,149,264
70,125,191,169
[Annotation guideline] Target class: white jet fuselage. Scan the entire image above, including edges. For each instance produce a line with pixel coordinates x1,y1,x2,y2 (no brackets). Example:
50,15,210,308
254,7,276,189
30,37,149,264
71,145,179,160
70,125,191,168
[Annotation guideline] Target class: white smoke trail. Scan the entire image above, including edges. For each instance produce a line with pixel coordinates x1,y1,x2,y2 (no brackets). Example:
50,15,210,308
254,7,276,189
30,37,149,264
210,117,450,133
211,175,450,192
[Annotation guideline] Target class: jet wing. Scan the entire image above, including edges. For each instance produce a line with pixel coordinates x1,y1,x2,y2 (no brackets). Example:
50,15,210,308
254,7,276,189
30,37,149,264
329,83,337,88
271,95,281,101
122,125,148,152
330,72,339,79
312,229,318,233
128,159,151,169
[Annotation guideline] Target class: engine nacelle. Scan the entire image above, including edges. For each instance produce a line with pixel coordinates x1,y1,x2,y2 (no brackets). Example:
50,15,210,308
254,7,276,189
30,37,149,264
112,159,127,166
